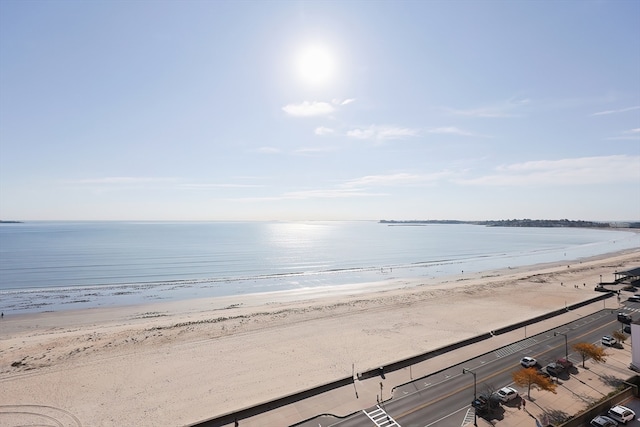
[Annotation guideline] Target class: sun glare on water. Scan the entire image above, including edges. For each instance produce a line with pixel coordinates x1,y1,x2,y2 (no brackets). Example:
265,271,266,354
295,44,336,86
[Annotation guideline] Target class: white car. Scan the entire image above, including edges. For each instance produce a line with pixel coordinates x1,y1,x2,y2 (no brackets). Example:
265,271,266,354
494,386,519,402
520,356,537,368
608,405,635,424
602,336,617,346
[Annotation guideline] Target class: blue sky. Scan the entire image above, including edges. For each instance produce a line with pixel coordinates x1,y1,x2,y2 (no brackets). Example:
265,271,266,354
1,0,639,221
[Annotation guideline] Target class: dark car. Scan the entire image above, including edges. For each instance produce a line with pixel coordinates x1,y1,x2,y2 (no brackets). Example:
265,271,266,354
556,358,574,370
617,313,632,324
546,362,563,376
471,394,489,414
590,415,619,427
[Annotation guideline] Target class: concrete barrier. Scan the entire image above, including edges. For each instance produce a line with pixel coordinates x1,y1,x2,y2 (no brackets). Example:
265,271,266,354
189,376,354,427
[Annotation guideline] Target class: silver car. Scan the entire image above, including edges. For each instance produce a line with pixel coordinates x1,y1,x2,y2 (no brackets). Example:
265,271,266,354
591,415,619,427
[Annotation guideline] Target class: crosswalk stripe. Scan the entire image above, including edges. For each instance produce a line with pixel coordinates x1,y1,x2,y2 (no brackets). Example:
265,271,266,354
362,405,401,426
461,408,475,426
494,337,539,358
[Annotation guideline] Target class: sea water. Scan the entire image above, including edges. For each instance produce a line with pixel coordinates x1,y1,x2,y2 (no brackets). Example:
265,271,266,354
0,221,638,314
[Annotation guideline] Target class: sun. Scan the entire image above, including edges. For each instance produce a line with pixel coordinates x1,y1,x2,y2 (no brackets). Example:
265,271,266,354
295,44,336,86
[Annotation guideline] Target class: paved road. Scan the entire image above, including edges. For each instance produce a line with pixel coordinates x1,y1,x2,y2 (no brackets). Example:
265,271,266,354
302,308,626,427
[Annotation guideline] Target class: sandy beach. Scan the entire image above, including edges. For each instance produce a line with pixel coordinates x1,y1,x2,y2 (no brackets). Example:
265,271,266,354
1,248,639,427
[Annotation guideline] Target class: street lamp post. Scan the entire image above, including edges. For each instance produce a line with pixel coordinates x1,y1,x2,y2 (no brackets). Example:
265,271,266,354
463,367,478,427
554,331,568,360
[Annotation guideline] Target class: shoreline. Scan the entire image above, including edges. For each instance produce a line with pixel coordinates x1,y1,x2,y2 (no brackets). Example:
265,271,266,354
3,246,638,334
0,248,639,426
2,225,638,316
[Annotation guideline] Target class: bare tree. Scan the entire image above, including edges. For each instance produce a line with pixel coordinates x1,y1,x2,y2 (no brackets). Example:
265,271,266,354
613,330,628,345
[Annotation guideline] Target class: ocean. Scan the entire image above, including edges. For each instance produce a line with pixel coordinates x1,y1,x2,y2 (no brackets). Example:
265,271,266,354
0,221,638,314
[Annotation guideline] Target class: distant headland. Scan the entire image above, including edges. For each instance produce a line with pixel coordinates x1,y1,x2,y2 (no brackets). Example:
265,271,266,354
379,219,640,228
0,220,23,224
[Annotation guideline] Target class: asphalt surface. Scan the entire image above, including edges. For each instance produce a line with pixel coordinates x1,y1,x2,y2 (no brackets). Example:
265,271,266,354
307,309,621,427
212,297,638,427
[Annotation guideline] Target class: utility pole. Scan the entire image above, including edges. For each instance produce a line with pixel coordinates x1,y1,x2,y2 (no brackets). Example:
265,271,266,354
554,331,568,360
463,368,478,427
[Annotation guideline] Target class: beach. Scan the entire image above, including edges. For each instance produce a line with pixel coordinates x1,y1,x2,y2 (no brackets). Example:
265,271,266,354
1,248,639,427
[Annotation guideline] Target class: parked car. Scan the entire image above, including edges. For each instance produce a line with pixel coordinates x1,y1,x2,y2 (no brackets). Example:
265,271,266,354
590,415,619,427
536,368,550,378
607,405,635,424
627,295,640,302
602,335,617,346
494,386,519,402
471,394,489,414
520,356,537,368
617,313,632,324
556,358,574,370
546,362,563,376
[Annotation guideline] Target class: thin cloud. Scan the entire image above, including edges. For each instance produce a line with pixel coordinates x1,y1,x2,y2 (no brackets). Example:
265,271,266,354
180,183,264,189
444,107,518,118
347,126,419,140
233,188,382,202
591,106,640,116
342,172,451,188
335,98,355,105
605,128,640,141
314,126,334,136
67,177,178,185
228,171,449,203
66,177,265,191
62,176,181,193
428,127,475,137
282,101,335,117
294,146,337,155
282,97,355,117
458,155,640,186
443,98,529,118
283,188,380,199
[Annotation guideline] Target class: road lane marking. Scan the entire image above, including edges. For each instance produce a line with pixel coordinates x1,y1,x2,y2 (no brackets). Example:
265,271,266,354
363,405,401,426
460,408,475,426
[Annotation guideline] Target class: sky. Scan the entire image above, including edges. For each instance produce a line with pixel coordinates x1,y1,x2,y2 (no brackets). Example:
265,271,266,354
0,0,639,222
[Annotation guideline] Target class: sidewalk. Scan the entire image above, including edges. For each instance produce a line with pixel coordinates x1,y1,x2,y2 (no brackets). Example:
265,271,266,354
215,298,629,427
476,340,633,427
